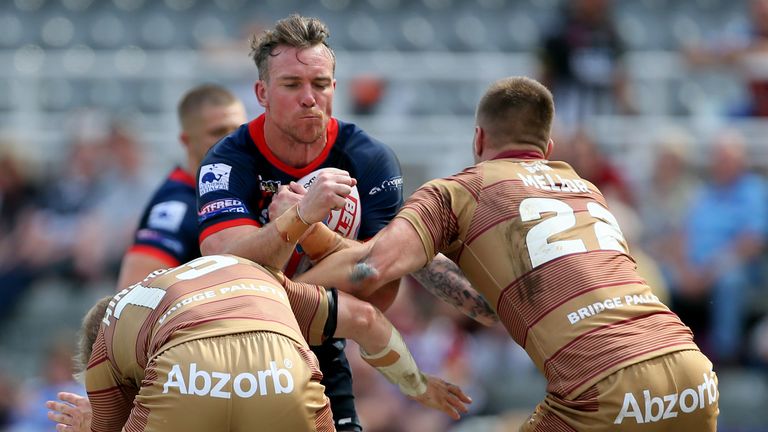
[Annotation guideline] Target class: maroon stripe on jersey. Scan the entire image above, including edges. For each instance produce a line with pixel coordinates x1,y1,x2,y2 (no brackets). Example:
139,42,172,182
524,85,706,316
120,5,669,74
497,251,641,346
445,166,482,201
89,387,131,432
465,180,600,245
544,312,694,396
135,272,280,366
402,186,458,253
296,344,335,431
315,402,335,432
465,179,520,244
532,411,577,432
557,384,599,412
297,345,323,382
284,280,322,343
149,297,300,355
124,361,156,432
87,385,121,395
123,399,150,432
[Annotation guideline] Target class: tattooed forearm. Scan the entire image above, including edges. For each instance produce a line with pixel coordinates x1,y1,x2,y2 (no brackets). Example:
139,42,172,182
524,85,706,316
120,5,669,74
412,255,498,326
351,262,378,283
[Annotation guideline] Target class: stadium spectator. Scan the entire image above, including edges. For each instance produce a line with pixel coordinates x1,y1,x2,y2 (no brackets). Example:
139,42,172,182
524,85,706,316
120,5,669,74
684,0,768,117
0,141,105,318
673,130,767,365
297,76,719,430
195,14,493,431
0,150,41,322
539,0,635,123
635,130,701,305
68,255,470,431
72,123,154,282
555,127,635,207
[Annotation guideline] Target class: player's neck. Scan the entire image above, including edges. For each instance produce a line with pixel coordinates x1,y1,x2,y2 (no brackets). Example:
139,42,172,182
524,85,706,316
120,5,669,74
483,144,545,162
263,122,326,168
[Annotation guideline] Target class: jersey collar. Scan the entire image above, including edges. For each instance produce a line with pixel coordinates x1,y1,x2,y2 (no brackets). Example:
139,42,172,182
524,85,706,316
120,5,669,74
169,166,195,187
491,149,545,160
248,114,339,178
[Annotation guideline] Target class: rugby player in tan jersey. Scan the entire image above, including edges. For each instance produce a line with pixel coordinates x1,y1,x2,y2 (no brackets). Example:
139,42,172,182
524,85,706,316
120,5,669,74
296,77,719,431
69,254,470,432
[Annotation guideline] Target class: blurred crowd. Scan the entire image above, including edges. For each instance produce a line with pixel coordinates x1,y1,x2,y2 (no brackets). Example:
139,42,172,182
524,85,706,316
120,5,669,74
2,0,768,431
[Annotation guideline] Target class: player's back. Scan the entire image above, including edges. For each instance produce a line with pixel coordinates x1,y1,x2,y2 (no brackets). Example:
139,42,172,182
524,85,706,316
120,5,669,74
99,255,308,385
400,156,698,398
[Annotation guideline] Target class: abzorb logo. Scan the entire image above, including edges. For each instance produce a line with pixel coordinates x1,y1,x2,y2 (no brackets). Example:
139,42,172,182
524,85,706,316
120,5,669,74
614,371,718,425
163,361,295,399
199,164,232,196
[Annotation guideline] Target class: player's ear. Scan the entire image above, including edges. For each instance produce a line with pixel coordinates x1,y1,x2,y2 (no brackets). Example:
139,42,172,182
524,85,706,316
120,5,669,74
179,132,190,148
545,138,554,158
473,126,484,160
255,80,268,108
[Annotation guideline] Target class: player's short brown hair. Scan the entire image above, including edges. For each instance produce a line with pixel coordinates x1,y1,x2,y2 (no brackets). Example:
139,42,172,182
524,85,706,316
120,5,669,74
177,84,238,130
74,295,112,383
476,76,554,151
249,14,336,82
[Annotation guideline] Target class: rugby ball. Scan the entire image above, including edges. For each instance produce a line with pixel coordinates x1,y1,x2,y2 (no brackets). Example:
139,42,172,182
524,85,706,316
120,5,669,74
296,169,361,239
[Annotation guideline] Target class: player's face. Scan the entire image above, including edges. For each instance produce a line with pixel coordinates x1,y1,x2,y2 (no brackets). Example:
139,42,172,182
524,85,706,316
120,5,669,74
259,44,336,145
186,102,247,167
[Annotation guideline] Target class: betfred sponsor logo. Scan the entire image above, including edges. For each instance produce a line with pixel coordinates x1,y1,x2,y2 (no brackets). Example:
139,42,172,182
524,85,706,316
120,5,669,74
163,361,295,399
614,371,718,424
199,198,246,215
198,199,247,222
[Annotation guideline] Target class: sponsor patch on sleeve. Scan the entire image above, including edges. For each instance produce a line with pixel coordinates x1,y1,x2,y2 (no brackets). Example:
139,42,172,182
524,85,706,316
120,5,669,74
148,201,188,232
136,229,185,254
199,163,233,195
198,198,248,222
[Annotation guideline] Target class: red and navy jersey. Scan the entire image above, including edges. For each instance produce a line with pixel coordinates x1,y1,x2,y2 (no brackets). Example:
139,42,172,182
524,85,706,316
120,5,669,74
129,167,200,267
196,114,403,245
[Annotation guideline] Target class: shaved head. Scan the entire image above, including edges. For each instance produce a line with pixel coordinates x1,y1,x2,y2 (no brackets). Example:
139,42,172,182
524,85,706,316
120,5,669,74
476,77,554,151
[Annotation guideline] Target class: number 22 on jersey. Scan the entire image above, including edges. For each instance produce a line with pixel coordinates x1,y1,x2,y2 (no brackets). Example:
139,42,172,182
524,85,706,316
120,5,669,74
520,198,627,268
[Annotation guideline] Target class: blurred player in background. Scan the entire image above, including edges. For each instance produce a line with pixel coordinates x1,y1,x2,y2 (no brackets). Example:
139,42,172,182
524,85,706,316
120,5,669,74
195,14,494,431
70,255,471,431
116,84,247,288
45,83,247,431
298,76,719,431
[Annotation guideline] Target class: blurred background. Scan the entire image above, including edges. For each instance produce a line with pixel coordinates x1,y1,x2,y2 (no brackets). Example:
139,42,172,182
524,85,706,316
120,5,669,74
1,0,768,430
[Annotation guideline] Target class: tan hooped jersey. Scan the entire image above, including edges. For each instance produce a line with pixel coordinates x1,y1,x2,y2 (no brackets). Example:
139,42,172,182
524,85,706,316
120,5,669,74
398,153,698,399
85,255,330,431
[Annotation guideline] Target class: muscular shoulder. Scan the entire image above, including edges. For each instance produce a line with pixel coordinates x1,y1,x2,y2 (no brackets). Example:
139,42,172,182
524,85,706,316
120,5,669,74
333,120,398,171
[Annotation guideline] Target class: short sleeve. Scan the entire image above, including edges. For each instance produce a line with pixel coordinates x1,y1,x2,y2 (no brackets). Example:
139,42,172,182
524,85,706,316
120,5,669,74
196,141,261,243
132,197,199,266
282,279,330,346
354,142,404,240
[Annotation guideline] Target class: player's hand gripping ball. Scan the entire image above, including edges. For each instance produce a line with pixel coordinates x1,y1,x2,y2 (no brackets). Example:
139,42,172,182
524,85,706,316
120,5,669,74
297,169,361,239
